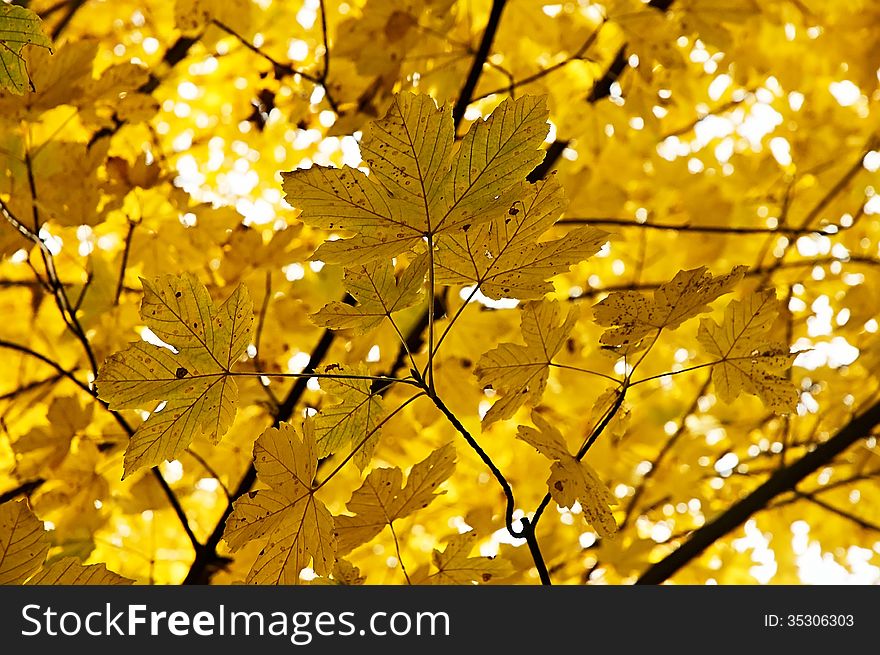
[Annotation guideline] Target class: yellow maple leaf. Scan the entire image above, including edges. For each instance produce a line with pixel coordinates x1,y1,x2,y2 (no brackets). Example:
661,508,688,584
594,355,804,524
0,499,48,584
516,414,618,538
334,443,456,556
593,265,747,352
310,559,367,586
13,396,93,479
310,256,427,335
0,500,131,584
435,174,608,299
0,5,53,95
421,531,513,584
281,91,549,264
96,273,253,478
224,421,336,584
312,364,385,469
475,300,578,426
26,557,134,585
698,289,798,413
174,0,252,35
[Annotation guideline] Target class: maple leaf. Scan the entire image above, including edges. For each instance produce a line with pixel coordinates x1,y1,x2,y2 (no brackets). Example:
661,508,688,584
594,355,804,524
96,273,253,478
224,421,336,584
311,559,367,586
13,396,93,480
475,300,578,426
334,443,456,556
517,414,618,538
281,91,549,264
0,5,53,95
420,531,513,584
697,289,798,413
25,557,134,585
593,265,747,352
174,0,252,35
0,499,48,584
312,364,384,470
434,174,608,299
310,256,427,335
0,500,132,584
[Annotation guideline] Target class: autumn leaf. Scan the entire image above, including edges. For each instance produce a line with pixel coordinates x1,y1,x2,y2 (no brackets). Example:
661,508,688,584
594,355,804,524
0,500,132,584
698,289,798,413
0,5,53,94
310,256,427,335
435,174,608,299
0,500,48,584
475,300,578,426
174,0,252,35
312,364,384,469
593,266,747,352
26,557,134,585
224,421,336,584
311,559,367,586
419,531,513,585
96,273,253,478
517,414,618,538
3,0,878,589
13,396,93,480
334,443,456,555
281,92,549,264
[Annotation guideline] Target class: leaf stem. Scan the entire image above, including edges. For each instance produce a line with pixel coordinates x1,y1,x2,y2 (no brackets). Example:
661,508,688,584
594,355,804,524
549,362,622,386
389,522,412,584
425,235,437,394
314,392,425,490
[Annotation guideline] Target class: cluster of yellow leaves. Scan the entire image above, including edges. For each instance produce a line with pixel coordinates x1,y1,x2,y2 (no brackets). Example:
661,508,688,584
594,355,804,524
8,0,870,588
85,88,802,581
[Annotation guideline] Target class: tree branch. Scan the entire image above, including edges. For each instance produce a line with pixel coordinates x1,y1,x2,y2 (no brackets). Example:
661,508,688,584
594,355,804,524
50,0,87,40
452,0,507,129
636,399,880,584
0,479,45,504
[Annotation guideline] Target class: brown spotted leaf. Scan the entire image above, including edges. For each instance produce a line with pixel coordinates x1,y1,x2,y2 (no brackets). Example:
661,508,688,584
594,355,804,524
224,421,336,584
475,300,577,426
698,289,798,413
517,414,617,538
593,266,746,352
281,92,549,264
0,5,53,94
435,174,608,299
312,364,384,470
96,273,253,478
310,256,427,335
420,531,513,585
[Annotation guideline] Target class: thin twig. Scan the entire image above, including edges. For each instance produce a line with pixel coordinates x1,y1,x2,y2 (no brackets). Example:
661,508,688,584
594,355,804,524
452,0,507,129
114,219,137,306
637,399,880,584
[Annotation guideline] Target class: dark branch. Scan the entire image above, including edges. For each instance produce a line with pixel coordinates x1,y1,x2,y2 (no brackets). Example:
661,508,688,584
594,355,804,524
50,0,87,40
636,399,880,584
0,479,45,505
587,45,627,103
557,217,846,236
88,35,200,147
452,0,507,129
